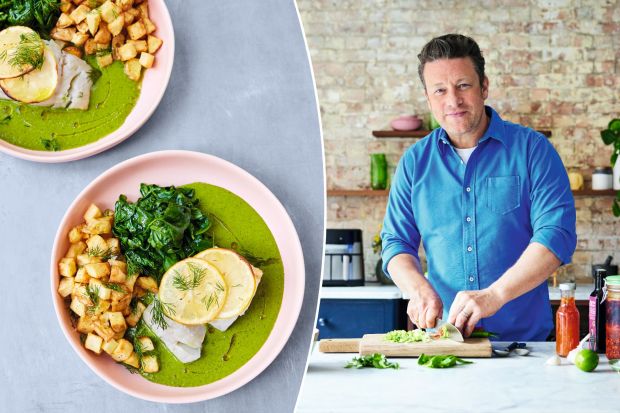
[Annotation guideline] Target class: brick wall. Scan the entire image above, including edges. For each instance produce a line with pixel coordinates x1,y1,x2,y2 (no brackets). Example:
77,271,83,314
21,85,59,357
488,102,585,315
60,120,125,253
298,0,620,283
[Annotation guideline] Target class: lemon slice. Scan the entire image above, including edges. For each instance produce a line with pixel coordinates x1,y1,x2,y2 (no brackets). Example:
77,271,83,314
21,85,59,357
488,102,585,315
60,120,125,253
0,46,58,103
158,258,228,325
0,26,44,78
194,248,257,319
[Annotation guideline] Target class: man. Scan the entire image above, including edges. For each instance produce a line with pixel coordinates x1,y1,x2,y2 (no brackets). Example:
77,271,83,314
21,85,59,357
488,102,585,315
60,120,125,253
381,34,576,341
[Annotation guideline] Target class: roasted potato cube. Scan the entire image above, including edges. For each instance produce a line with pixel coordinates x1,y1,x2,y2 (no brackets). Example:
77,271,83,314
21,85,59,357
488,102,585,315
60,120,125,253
109,266,127,283
70,4,91,24
68,225,83,243
70,32,89,47
58,277,75,298
84,203,102,220
142,17,156,34
111,293,131,312
127,21,146,40
118,43,137,61
84,38,98,55
124,273,137,292
147,35,162,54
137,2,148,18
125,301,146,327
106,311,127,332
59,257,77,277
74,267,90,283
111,34,125,48
75,20,88,33
136,276,158,293
122,11,135,25
96,52,114,68
77,315,97,333
141,354,159,373
100,1,121,23
63,45,83,58
138,52,154,69
86,234,107,253
94,319,115,341
84,333,103,354
72,0,85,4
102,338,119,355
89,279,111,299
107,14,124,36
124,352,140,368
86,10,101,35
84,262,110,279
57,13,75,28
85,217,112,235
66,241,86,258
60,1,75,13
127,39,147,53
110,289,128,302
124,58,141,80
107,238,120,255
77,253,101,267
116,0,133,11
51,27,76,42
93,24,111,45
126,7,140,18
138,336,154,352
73,284,90,303
70,296,86,317
111,338,133,361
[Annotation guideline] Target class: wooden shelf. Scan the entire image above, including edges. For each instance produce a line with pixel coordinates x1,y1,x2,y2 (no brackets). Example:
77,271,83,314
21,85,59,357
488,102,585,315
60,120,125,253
372,129,552,138
327,189,616,197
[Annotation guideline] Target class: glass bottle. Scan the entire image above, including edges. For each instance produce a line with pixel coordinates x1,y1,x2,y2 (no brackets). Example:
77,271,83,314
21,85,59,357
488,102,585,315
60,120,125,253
606,276,620,361
556,283,580,357
370,154,387,190
588,269,606,352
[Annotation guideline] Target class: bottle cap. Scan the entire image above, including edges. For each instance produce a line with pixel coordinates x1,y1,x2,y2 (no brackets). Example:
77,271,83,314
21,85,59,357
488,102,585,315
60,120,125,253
559,282,575,291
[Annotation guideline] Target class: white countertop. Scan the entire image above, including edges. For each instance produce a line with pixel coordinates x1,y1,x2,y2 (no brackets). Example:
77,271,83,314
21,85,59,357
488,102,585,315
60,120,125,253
295,343,620,413
321,283,593,301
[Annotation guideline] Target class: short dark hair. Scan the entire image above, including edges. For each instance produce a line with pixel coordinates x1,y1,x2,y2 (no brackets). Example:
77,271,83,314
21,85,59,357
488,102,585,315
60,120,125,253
417,34,486,89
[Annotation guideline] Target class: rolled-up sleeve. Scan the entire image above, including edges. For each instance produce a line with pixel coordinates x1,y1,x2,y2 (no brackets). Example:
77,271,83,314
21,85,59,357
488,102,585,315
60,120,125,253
528,134,577,264
381,149,422,276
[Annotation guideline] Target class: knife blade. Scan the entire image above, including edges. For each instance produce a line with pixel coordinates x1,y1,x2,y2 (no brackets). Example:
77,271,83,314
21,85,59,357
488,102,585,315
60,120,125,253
426,318,464,342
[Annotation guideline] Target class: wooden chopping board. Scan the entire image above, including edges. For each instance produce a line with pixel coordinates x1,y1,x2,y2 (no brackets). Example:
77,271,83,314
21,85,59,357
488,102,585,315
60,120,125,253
319,338,361,353
358,334,492,358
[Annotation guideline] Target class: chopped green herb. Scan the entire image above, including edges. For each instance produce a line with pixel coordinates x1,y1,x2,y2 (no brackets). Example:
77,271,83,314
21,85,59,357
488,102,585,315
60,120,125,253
102,282,126,293
7,32,44,70
85,284,100,314
0,0,60,37
417,354,473,369
385,329,431,343
40,137,60,151
345,353,399,369
86,245,114,260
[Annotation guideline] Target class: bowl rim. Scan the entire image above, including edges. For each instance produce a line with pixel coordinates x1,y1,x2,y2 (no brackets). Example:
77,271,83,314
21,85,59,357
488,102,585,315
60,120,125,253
50,150,306,402
0,0,175,163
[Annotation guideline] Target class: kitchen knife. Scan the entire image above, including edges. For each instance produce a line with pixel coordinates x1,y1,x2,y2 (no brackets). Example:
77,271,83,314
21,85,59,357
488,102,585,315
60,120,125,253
427,318,464,342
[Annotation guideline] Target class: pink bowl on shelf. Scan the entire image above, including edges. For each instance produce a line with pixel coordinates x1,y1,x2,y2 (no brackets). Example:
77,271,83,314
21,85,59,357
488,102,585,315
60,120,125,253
0,0,175,163
390,115,422,131
50,150,305,403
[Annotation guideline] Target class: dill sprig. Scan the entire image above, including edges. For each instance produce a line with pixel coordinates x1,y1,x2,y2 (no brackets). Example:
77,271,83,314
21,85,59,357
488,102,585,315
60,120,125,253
146,293,175,330
85,285,100,314
172,262,206,292
2,33,44,70
86,245,114,261
102,282,126,293
202,290,220,311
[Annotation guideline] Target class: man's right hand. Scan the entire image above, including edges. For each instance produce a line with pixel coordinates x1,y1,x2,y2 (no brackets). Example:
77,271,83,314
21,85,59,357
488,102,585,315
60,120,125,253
407,284,443,329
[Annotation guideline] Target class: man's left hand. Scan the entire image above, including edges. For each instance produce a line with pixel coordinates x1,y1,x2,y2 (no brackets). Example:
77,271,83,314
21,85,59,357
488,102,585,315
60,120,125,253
447,288,504,337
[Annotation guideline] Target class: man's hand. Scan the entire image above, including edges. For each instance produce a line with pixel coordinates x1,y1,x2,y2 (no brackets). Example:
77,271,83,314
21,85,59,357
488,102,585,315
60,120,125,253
447,288,504,337
408,284,443,329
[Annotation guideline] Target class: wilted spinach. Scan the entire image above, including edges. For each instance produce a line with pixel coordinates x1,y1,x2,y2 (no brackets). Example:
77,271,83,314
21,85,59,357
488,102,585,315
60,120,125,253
0,0,61,37
113,183,213,282
345,353,399,369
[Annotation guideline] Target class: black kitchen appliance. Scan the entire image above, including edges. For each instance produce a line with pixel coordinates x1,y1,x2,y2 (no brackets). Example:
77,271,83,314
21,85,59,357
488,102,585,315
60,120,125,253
323,229,364,286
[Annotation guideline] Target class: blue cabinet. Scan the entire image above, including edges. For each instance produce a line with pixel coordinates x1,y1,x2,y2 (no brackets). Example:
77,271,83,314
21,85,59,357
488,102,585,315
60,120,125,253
316,298,404,339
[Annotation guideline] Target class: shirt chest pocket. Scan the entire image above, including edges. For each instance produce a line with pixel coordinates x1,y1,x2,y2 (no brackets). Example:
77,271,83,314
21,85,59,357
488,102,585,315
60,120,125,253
485,176,521,214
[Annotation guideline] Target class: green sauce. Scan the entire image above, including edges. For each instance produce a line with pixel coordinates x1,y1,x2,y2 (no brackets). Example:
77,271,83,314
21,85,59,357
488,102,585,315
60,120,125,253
139,182,284,387
0,60,139,151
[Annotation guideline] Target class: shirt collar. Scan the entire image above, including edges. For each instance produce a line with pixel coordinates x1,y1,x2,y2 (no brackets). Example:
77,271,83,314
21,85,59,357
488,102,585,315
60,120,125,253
435,106,508,154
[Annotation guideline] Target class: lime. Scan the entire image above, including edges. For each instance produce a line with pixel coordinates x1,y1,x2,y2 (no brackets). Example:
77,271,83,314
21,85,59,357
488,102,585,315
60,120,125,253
574,349,599,372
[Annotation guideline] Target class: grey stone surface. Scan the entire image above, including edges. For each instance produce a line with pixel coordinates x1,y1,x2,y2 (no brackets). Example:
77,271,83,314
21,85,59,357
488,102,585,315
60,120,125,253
0,1,323,412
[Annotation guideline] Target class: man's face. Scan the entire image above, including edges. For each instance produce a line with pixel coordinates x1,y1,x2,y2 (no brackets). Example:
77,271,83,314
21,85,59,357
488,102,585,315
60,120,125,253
423,57,489,143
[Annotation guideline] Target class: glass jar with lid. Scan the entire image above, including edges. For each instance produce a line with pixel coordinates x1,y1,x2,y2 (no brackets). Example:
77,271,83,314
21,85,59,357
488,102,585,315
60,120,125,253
605,275,620,361
592,167,613,190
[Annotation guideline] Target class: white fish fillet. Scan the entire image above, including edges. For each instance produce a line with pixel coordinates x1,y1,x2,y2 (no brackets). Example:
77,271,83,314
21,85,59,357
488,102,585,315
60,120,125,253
142,302,207,363
0,40,93,110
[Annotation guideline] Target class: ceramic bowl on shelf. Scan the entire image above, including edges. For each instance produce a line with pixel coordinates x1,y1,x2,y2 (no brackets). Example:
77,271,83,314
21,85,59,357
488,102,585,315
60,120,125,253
390,115,422,131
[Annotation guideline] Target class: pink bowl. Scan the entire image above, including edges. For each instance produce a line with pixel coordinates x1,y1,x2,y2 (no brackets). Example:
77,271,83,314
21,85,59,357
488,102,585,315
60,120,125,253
390,115,422,131
0,0,175,163
50,151,305,402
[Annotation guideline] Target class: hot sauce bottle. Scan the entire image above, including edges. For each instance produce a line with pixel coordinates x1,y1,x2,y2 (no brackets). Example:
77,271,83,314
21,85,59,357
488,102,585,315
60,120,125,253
605,276,620,361
556,283,580,357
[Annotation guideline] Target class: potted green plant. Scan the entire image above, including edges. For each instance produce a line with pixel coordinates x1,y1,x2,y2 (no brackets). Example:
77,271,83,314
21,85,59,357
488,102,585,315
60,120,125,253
601,118,620,216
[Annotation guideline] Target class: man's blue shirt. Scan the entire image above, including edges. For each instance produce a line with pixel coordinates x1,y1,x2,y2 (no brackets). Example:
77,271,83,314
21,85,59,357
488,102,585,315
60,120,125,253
381,106,577,341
